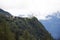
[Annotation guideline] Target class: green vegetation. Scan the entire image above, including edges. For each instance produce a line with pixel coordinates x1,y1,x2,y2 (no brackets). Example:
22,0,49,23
0,9,54,40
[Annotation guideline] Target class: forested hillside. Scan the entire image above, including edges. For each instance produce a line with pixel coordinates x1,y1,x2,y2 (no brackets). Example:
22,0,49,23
0,9,54,40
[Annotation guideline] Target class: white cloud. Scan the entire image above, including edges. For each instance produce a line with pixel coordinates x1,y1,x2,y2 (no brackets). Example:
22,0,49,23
0,0,60,19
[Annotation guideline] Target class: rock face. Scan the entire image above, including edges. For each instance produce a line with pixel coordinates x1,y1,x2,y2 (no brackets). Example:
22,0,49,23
0,9,54,40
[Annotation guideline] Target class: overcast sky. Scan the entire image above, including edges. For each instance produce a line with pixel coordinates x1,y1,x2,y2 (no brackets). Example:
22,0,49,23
0,0,60,20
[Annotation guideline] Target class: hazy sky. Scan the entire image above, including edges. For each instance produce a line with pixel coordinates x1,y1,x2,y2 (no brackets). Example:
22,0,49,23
0,0,60,19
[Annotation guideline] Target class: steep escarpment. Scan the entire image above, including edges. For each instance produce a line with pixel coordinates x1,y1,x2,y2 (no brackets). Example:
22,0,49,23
0,9,54,40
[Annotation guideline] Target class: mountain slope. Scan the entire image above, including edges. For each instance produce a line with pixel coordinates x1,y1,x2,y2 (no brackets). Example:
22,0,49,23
40,12,60,40
0,9,54,40
0,9,12,16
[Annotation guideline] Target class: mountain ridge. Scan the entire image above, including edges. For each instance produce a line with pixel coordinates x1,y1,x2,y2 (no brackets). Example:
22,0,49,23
0,9,54,40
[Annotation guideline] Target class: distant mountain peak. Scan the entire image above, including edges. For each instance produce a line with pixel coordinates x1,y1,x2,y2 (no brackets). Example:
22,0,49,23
40,13,60,39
